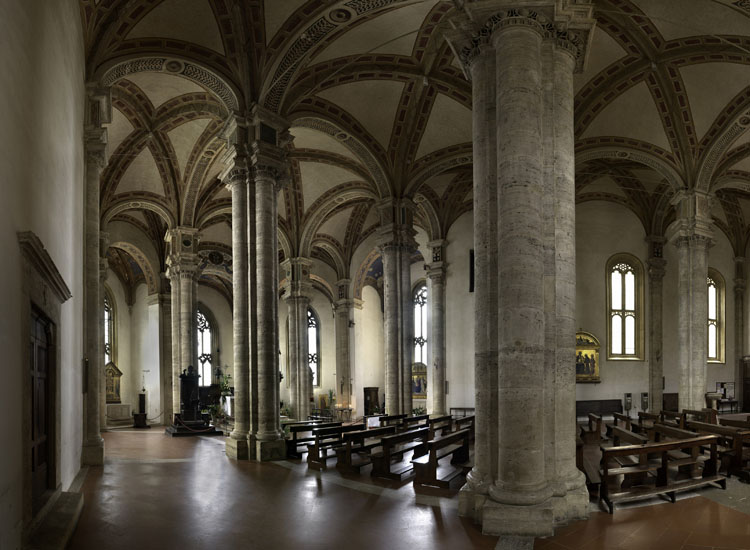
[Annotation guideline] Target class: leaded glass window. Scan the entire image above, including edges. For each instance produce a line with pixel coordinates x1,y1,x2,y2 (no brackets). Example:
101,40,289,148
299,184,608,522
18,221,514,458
308,308,320,387
606,254,644,360
196,309,212,387
414,283,427,363
103,291,114,364
707,268,724,363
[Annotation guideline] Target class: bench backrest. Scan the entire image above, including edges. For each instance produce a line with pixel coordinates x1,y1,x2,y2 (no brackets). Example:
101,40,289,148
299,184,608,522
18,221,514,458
379,414,407,426
404,414,429,424
660,410,685,427
289,421,341,434
611,425,648,446
381,426,429,448
683,409,717,424
601,434,719,464
576,399,623,418
653,422,696,441
686,420,750,439
719,417,750,429
342,425,396,443
427,428,470,451
455,415,475,428
638,411,659,423
612,412,632,430
313,424,365,439
427,415,452,425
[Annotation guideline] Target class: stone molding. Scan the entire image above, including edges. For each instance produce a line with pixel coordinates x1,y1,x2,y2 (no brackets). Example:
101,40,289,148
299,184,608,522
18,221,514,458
17,232,72,304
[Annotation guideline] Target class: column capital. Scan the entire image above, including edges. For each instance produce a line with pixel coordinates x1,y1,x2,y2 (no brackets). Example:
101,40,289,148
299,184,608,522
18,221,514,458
647,257,667,281
281,257,313,299
85,84,112,166
249,103,292,189
335,279,351,301
165,227,201,279
666,190,715,244
375,198,417,250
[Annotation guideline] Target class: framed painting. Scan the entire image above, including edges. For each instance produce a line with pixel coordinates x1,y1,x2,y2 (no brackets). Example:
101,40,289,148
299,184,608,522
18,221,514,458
576,331,601,383
412,362,427,399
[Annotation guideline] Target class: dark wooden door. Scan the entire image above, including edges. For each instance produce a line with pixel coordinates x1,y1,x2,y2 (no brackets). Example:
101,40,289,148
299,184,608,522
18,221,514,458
30,310,52,514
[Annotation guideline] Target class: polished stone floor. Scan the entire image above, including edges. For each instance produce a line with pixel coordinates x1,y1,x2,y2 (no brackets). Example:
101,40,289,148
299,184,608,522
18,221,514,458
68,430,750,550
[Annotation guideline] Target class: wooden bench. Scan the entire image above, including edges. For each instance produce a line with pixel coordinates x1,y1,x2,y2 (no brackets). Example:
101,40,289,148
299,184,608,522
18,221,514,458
719,416,750,429
402,414,429,431
371,427,430,480
652,423,711,477
412,429,471,488
600,434,725,514
306,424,365,470
454,415,475,440
576,399,623,420
450,407,475,418
634,411,660,437
335,425,397,474
683,409,717,425
659,410,685,428
685,420,750,479
580,413,603,444
605,412,632,437
427,415,453,438
285,421,341,458
379,414,407,428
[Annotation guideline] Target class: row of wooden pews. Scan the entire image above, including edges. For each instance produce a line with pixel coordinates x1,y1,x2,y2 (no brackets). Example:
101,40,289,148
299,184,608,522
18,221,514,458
286,414,476,488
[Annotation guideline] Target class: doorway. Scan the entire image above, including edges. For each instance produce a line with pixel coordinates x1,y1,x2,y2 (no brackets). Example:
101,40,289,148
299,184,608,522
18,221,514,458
30,308,54,514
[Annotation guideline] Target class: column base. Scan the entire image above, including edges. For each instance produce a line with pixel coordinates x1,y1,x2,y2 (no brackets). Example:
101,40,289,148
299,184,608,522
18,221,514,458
494,536,535,550
81,439,104,466
225,437,249,460
481,499,554,538
556,475,589,525
459,483,489,523
256,438,286,461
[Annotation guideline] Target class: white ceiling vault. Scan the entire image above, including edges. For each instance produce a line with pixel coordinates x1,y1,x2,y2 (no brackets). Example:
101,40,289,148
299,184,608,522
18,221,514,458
78,0,750,303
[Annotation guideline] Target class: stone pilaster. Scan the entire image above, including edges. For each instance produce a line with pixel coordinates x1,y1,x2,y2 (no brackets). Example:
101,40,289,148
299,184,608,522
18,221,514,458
445,2,595,542
377,198,417,416
251,105,290,461
734,257,745,410
427,241,447,416
226,148,251,460
647,238,666,413
668,191,714,411
157,274,173,426
165,227,201,418
334,280,353,409
82,85,111,466
282,257,313,421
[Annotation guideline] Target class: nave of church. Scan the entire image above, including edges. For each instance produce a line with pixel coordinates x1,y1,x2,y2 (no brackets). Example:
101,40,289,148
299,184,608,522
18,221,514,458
2,0,750,549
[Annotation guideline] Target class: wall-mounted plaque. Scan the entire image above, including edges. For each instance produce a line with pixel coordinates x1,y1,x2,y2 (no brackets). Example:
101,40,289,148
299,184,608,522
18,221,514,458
576,331,601,384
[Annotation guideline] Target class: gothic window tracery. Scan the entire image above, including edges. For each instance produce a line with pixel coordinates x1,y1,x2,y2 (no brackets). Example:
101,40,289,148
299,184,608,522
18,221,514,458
103,289,115,365
606,254,644,360
196,309,213,387
707,268,725,363
414,283,427,364
308,307,320,387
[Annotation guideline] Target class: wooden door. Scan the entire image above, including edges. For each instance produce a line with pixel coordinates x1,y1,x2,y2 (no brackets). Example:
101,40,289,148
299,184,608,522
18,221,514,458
30,310,52,514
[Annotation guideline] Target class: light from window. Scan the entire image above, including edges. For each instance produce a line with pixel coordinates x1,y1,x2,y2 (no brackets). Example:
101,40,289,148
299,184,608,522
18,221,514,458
103,293,113,364
414,284,427,363
708,277,718,360
610,262,636,357
196,310,212,387
307,308,319,387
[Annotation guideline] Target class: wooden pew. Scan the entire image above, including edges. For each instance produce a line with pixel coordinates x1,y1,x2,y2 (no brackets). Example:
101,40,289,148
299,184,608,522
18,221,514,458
652,423,709,478
719,416,750,429
306,424,365,470
684,409,717,425
286,421,341,458
634,411,659,437
371,427,430,480
685,420,750,479
659,410,685,428
335,425,397,474
454,415,475,440
427,415,453,439
600,434,725,514
580,413,603,444
379,414,407,428
605,412,632,437
412,429,471,488
402,414,429,431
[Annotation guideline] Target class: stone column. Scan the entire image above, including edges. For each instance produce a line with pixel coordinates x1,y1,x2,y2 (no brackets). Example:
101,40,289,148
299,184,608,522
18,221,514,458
157,275,173,426
734,257,745,409
427,241,447,416
99,232,109,431
668,191,714,411
282,257,313,421
377,198,417,415
647,238,666,412
82,85,110,466
250,105,290,460
334,280,353,409
165,227,201,417
226,155,250,460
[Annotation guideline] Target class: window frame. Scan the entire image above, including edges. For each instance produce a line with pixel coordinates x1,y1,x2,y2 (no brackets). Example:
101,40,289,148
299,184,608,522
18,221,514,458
606,253,645,361
195,306,216,387
707,267,725,364
103,285,116,365
413,281,428,364
307,307,321,388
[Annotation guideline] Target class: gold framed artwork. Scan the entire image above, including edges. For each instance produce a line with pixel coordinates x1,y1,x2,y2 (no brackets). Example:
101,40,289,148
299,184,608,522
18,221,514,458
576,331,601,383
412,362,427,399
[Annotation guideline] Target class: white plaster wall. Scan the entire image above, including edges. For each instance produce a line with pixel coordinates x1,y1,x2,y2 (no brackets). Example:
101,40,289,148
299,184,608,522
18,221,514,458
197,285,233,381
104,274,134,411
575,201,650,413
352,285,385,417
706,230,736,395
444,212,476,410
129,286,160,419
0,0,84,545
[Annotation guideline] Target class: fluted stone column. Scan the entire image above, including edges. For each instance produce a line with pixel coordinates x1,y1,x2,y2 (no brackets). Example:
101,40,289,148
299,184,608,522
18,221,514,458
227,155,250,460
446,3,595,543
377,198,417,415
669,191,714,411
165,227,200,418
157,275,173,426
251,105,290,460
282,257,313,421
82,85,110,466
734,257,745,410
427,241,446,416
647,238,666,413
334,280,353,409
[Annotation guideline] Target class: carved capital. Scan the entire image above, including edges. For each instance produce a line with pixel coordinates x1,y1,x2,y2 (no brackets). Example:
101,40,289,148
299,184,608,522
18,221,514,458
647,257,667,282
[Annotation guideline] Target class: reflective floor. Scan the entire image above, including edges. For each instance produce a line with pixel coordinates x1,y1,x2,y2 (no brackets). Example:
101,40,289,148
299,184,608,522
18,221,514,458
68,431,750,550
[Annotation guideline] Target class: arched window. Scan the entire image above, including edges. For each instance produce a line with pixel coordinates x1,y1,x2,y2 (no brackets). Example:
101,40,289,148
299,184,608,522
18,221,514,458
307,307,320,387
103,288,115,364
707,268,725,363
196,309,213,387
414,283,427,363
606,254,644,360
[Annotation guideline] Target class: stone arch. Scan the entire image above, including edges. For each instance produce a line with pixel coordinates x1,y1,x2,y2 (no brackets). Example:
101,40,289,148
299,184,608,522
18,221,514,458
103,199,176,229
109,241,159,295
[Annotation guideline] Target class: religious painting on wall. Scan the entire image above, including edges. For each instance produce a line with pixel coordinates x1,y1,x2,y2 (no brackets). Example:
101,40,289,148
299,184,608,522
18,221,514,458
576,331,601,383
412,363,427,399
105,361,123,403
